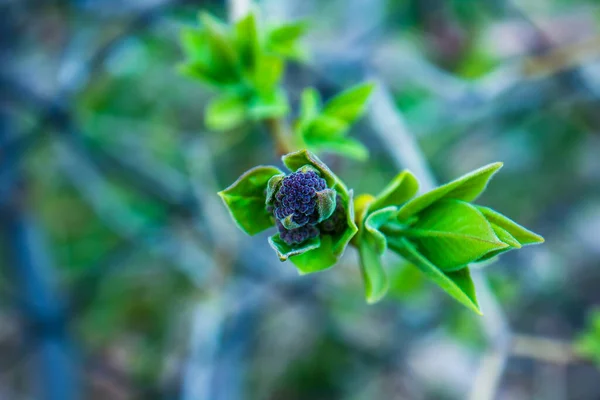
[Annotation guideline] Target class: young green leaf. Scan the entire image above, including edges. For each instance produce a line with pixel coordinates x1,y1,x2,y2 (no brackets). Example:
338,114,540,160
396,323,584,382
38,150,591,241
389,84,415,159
389,238,481,314
401,199,508,271
358,239,388,304
397,162,503,221
266,21,308,60
305,136,369,161
290,235,338,275
290,190,359,273
269,234,320,261
476,206,544,245
282,149,349,197
198,12,240,81
249,53,284,95
218,166,283,235
299,88,322,123
323,82,375,124
234,12,260,73
363,206,398,254
248,88,289,120
205,92,247,131
369,170,419,212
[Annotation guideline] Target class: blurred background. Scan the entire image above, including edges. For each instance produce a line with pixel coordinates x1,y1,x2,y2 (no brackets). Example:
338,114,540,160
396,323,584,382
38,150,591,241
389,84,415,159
1,0,600,399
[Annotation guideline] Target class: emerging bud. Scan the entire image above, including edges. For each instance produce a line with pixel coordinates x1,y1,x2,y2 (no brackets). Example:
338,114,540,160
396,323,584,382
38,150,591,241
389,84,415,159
273,169,328,227
276,220,319,246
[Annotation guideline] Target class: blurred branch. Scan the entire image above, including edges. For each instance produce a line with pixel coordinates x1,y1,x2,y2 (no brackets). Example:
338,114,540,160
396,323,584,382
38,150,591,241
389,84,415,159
511,334,578,365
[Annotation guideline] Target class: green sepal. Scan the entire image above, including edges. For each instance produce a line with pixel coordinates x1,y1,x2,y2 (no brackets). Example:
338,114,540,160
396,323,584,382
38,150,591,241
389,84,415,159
370,170,419,212
204,92,247,131
290,190,359,274
265,174,284,205
389,238,482,315
281,214,302,230
358,239,388,304
315,189,337,222
268,234,320,261
282,149,349,197
400,199,508,271
218,166,283,235
397,162,504,221
476,206,544,245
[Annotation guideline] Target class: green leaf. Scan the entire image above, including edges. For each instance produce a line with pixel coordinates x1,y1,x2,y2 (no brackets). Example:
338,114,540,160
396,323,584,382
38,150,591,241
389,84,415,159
249,53,284,95
402,199,508,271
323,82,375,124
397,162,503,221
304,115,349,139
291,190,359,273
370,170,419,212
389,238,481,314
234,12,259,73
198,13,240,81
180,27,211,61
248,88,289,120
269,234,320,261
266,21,308,60
358,239,388,304
491,224,521,249
282,149,349,197
305,136,369,161
290,235,338,274
476,206,544,245
205,92,247,131
363,206,398,254
218,166,283,235
299,88,322,123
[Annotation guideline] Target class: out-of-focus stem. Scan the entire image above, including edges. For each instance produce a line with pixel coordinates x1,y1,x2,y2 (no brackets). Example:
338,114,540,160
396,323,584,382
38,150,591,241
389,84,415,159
264,117,295,156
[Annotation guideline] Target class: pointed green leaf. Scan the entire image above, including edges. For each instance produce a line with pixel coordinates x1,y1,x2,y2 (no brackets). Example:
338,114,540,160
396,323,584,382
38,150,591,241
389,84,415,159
397,162,503,221
266,21,308,60
477,206,544,245
370,170,419,212
402,200,508,271
316,189,337,222
323,82,375,124
269,234,320,261
491,224,521,249
198,12,240,81
205,92,247,131
299,88,322,123
358,239,388,304
389,238,481,314
180,27,211,61
234,12,259,73
218,166,283,235
305,136,369,161
364,206,398,254
282,149,348,197
249,53,284,95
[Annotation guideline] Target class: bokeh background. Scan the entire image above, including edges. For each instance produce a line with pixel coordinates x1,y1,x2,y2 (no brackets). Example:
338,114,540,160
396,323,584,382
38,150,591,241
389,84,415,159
2,0,600,399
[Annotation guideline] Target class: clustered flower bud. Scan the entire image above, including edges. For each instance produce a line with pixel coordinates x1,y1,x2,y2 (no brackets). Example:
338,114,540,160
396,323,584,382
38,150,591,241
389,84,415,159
319,194,346,235
268,169,343,246
276,220,319,245
273,170,327,226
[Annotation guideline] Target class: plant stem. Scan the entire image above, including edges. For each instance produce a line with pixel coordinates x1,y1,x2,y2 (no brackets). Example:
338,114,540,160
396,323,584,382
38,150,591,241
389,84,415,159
264,117,295,156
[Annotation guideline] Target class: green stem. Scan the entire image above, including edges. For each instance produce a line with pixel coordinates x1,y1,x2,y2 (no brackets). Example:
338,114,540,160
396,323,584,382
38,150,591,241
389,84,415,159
264,117,295,156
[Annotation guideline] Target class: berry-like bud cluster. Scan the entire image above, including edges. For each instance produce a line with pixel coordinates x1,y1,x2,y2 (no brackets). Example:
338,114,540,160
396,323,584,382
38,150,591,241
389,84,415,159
273,170,327,226
276,220,319,245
